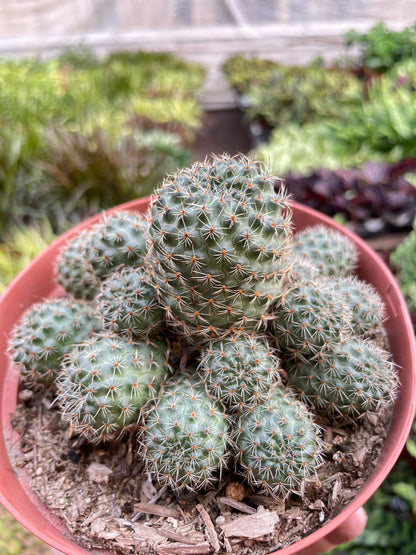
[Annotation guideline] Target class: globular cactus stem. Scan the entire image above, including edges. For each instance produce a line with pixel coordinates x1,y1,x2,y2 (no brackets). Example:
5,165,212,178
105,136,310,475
233,387,323,498
141,375,231,491
57,333,171,441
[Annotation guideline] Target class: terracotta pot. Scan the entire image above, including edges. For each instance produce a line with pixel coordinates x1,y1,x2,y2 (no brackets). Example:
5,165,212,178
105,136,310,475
0,198,415,555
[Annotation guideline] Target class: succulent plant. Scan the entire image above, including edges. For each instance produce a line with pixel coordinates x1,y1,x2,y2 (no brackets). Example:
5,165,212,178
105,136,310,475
233,387,322,497
9,297,101,385
56,227,100,300
57,333,171,441
335,276,386,336
271,280,352,359
97,266,164,338
286,253,320,285
291,225,359,278
198,334,282,412
284,338,398,421
146,153,292,344
86,210,148,281
142,375,231,491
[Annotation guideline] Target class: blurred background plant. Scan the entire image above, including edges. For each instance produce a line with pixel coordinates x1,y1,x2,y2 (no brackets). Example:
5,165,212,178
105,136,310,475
0,49,204,236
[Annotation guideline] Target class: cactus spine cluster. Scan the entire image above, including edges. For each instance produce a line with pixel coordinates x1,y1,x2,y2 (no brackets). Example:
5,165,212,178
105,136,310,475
57,334,171,441
146,153,292,344
291,224,359,278
8,152,400,501
272,280,353,358
57,211,148,300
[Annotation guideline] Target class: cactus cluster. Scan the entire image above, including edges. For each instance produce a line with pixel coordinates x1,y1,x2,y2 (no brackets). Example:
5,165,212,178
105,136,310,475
8,153,399,501
284,338,398,421
198,334,282,412
57,211,148,299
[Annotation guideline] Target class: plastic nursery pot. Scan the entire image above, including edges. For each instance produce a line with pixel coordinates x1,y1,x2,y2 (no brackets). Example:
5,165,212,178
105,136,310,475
0,198,415,555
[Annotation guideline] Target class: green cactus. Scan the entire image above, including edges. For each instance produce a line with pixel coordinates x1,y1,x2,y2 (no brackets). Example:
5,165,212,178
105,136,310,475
9,297,101,385
142,375,231,491
97,266,164,338
233,387,322,497
271,280,352,359
284,338,398,421
57,333,171,441
87,210,148,281
56,227,100,300
198,334,282,412
335,276,386,336
291,225,359,278
286,253,321,284
146,153,292,344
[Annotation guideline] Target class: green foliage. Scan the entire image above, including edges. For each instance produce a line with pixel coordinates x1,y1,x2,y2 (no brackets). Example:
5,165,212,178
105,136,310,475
233,386,322,497
142,374,231,491
57,334,171,441
0,220,56,294
344,22,416,73
0,506,49,554
0,49,204,235
255,63,416,175
223,55,364,128
390,218,416,311
147,153,292,344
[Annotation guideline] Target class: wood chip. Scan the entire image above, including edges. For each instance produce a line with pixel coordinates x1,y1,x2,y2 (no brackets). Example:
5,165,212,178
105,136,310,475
196,503,221,553
86,462,113,483
217,497,256,514
156,543,212,555
132,522,165,543
220,507,279,539
133,503,181,519
157,528,202,545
